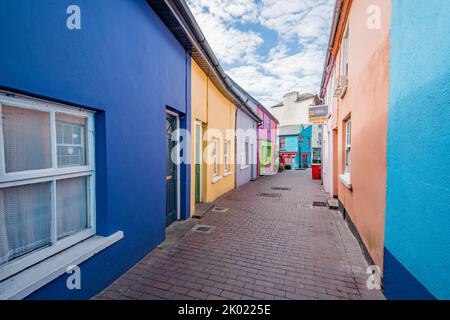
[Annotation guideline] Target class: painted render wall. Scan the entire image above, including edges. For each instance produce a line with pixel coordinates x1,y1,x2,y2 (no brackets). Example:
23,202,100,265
190,59,236,208
257,106,278,176
384,0,450,300
190,60,208,215
0,0,190,299
333,0,391,270
236,108,257,187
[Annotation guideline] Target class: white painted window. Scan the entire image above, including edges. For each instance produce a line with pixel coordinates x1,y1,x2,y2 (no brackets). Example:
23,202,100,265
0,94,95,281
213,138,218,177
345,119,351,173
224,140,230,173
241,142,246,167
342,24,349,77
245,141,249,166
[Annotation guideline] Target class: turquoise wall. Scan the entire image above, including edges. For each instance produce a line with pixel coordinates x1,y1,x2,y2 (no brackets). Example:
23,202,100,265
384,0,450,300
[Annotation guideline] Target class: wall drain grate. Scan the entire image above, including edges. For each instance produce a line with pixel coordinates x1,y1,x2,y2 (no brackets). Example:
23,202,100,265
212,206,229,213
271,187,292,191
258,193,281,198
313,201,327,207
191,225,215,234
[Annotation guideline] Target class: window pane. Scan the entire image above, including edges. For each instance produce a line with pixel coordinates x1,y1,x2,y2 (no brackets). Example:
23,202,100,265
0,182,51,265
56,176,88,240
2,105,51,173
56,113,86,168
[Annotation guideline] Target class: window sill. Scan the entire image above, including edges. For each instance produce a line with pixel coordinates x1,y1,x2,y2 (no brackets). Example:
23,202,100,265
240,165,249,171
224,171,233,177
212,175,223,184
0,231,124,300
339,173,352,190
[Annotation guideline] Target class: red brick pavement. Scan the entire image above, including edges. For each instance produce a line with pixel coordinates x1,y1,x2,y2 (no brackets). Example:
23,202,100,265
95,170,385,300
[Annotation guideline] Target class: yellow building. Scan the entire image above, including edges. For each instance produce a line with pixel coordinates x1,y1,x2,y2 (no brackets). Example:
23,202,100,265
190,60,237,215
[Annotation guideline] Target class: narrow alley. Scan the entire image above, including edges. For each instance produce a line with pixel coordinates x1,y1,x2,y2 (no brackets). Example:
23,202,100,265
95,170,384,301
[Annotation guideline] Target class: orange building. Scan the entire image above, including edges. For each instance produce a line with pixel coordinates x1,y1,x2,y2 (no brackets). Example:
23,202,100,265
320,0,391,270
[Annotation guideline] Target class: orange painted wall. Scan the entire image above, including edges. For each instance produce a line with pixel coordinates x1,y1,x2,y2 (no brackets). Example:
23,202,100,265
332,0,391,269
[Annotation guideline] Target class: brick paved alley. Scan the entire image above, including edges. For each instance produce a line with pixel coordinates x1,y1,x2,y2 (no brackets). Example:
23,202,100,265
95,170,385,300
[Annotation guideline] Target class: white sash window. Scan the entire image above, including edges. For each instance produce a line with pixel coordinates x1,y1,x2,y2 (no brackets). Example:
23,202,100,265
0,94,95,281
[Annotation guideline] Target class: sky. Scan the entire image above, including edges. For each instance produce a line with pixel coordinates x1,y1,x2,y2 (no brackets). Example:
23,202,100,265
186,0,335,107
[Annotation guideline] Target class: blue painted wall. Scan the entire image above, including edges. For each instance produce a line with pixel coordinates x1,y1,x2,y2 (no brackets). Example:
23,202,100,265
0,0,191,299
279,135,300,168
385,0,450,300
299,125,312,168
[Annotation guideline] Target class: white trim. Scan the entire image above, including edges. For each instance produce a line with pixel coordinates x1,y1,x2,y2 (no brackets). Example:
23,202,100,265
212,137,219,178
224,140,230,173
240,165,249,171
0,228,95,281
0,95,97,281
0,93,94,118
0,231,124,300
223,171,233,177
166,110,181,221
195,121,203,203
339,173,352,190
212,175,223,184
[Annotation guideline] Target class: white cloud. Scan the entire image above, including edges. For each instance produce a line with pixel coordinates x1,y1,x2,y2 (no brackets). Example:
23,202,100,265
187,0,263,64
186,0,335,107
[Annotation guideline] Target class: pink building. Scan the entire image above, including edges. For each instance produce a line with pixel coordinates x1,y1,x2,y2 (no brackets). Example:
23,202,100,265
257,105,279,176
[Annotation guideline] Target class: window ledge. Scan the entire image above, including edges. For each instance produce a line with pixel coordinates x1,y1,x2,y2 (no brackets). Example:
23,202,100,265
240,165,249,171
223,171,233,177
0,231,124,300
339,173,352,190
212,175,223,184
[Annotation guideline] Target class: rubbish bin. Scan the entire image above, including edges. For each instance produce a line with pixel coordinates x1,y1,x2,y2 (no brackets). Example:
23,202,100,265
311,163,321,180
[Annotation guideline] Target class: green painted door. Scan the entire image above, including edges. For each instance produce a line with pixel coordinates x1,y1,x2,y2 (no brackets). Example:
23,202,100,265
166,113,177,226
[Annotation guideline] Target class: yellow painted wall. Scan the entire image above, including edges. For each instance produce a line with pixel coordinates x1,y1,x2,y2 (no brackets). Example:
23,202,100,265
190,59,236,215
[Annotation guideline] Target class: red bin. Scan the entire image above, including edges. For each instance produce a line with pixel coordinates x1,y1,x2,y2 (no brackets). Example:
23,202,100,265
311,164,321,180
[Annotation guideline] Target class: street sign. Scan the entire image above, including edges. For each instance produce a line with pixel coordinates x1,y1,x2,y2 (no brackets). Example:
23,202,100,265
309,105,328,124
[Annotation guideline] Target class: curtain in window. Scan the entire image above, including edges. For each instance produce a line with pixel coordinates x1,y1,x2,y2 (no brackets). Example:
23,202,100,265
0,183,51,265
2,105,51,173
56,176,88,240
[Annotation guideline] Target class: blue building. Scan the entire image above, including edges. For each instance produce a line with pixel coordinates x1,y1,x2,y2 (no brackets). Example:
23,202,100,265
0,0,219,300
384,0,450,300
278,125,300,169
299,125,312,168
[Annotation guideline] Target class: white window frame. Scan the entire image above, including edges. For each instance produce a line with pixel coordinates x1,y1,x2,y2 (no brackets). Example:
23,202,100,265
342,24,349,78
0,93,96,281
212,138,219,177
224,140,230,173
345,119,351,174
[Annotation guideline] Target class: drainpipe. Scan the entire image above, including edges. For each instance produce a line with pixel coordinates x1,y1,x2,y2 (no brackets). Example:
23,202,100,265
234,105,238,189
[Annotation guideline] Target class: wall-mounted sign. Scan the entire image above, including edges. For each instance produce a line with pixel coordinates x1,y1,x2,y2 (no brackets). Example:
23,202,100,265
309,105,328,124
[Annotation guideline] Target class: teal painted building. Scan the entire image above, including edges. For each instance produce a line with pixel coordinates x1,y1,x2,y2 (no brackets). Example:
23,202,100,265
384,0,450,300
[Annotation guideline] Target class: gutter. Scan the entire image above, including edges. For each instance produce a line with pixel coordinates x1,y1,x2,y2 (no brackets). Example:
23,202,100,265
320,0,344,98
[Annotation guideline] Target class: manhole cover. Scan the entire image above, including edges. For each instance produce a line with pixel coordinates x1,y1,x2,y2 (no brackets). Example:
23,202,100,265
212,206,229,213
313,201,327,207
191,225,215,234
271,187,291,191
258,193,281,198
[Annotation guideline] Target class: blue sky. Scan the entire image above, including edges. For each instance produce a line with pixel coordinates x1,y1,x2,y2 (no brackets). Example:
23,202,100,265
186,0,335,107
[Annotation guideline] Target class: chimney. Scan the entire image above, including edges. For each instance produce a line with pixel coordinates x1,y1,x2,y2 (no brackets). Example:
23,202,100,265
283,91,299,105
